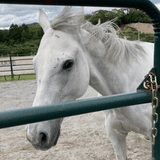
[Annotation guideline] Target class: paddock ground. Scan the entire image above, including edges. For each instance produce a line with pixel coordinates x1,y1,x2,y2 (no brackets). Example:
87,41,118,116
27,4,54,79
0,80,151,160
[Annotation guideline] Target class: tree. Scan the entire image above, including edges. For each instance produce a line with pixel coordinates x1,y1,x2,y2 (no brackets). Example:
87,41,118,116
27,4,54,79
84,14,92,21
20,24,30,41
85,8,150,26
0,30,4,42
86,10,109,25
21,30,27,43
9,24,21,44
121,8,150,24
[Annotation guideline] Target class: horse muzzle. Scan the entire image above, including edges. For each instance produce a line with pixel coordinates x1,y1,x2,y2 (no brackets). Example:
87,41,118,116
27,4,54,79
25,121,61,151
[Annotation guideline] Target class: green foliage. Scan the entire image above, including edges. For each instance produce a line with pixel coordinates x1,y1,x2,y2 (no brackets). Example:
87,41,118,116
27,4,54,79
0,30,9,43
9,39,41,56
85,10,109,25
140,33,154,42
28,23,43,40
127,8,150,23
0,23,43,56
85,8,150,26
0,8,153,57
118,26,154,42
9,24,21,44
85,8,153,43
0,43,10,56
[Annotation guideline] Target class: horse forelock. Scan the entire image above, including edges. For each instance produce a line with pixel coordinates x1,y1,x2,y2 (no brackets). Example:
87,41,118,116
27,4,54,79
50,6,84,29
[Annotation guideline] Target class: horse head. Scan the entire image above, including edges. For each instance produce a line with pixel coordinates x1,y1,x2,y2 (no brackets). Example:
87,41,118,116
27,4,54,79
25,7,90,150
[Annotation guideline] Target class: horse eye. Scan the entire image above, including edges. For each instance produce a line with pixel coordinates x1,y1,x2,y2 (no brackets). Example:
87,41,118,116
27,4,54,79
63,60,74,70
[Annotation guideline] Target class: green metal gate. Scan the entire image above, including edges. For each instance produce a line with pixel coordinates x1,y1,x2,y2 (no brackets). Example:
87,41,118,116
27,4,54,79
0,0,160,159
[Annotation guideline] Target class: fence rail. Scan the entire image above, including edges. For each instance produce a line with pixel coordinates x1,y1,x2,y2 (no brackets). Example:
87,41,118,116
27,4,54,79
1,0,160,159
0,90,151,129
0,54,34,77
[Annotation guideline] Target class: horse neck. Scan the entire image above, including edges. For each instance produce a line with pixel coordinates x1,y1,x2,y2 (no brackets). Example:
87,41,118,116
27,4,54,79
81,29,150,96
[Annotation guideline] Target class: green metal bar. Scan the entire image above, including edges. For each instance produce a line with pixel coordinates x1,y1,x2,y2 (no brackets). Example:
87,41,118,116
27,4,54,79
153,22,160,160
1,0,160,159
9,52,14,80
0,91,151,129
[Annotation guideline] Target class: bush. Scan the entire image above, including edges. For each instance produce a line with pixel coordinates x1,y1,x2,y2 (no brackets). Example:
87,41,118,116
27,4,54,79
85,8,150,26
118,27,154,42
0,43,10,57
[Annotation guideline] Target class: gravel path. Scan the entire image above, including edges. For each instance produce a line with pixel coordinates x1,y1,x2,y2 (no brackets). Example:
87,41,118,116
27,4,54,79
0,80,151,160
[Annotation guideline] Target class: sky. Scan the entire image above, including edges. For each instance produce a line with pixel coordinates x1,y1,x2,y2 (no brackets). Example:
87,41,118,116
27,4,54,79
0,0,160,29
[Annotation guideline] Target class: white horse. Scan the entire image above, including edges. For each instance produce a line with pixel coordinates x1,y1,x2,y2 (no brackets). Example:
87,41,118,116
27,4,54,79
25,7,154,160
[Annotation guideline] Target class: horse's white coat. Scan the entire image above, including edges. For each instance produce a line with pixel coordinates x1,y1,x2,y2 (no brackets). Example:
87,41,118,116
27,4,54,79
25,7,154,160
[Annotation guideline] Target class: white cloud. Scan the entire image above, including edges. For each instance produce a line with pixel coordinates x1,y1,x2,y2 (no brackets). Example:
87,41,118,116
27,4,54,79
0,2,159,28
0,4,116,28
84,6,115,13
0,4,63,27
156,3,160,10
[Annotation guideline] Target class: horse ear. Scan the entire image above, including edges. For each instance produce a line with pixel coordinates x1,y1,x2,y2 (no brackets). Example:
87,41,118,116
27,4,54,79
39,9,50,33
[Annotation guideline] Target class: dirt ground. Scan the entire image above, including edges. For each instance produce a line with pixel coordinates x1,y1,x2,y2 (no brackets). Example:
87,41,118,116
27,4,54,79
117,23,154,35
0,80,151,160
124,23,154,34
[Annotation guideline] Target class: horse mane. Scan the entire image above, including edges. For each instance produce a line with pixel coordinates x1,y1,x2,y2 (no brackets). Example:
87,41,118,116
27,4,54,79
50,7,146,65
83,20,146,64
50,6,84,29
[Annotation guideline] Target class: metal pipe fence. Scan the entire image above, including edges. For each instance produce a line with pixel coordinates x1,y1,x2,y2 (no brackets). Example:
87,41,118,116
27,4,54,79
0,52,35,79
0,0,160,159
0,90,151,129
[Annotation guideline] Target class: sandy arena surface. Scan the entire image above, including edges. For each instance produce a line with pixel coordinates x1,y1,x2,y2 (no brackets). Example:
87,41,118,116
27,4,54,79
120,23,154,34
0,80,151,160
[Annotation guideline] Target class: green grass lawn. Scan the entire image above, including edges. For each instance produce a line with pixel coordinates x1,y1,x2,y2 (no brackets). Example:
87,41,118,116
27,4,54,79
0,74,36,82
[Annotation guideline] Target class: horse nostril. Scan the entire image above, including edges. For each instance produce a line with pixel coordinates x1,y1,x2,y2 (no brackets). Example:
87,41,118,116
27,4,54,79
40,133,47,144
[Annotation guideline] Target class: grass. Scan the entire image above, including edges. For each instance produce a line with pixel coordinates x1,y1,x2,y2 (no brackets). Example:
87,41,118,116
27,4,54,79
0,74,36,82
